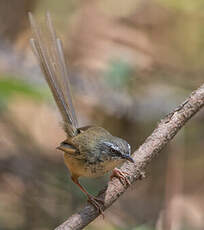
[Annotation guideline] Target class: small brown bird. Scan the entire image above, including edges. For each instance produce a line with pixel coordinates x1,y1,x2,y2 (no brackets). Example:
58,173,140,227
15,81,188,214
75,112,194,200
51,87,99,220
29,12,134,213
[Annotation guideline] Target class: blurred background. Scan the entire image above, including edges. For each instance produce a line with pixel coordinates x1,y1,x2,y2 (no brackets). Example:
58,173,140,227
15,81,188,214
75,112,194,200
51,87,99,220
0,0,204,229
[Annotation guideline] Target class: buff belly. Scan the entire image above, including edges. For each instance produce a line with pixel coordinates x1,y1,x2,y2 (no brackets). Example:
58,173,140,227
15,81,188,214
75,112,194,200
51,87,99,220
64,153,124,178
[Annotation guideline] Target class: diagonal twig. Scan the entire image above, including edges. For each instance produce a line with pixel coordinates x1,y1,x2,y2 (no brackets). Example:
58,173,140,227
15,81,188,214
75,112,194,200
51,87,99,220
55,84,204,230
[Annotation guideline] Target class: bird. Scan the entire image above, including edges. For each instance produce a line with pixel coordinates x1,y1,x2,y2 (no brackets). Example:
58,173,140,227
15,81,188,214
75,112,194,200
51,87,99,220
28,12,134,214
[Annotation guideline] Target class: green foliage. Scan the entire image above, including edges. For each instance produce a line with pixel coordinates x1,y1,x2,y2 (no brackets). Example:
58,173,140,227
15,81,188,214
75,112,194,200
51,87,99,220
0,76,50,109
131,225,155,230
105,58,133,89
158,0,204,12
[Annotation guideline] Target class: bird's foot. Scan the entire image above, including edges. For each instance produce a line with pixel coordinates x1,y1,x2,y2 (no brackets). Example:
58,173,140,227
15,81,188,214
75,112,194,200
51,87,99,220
87,195,104,217
111,168,131,186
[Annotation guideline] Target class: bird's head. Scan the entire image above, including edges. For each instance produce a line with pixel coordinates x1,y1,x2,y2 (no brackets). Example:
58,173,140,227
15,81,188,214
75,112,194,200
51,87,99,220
100,137,134,163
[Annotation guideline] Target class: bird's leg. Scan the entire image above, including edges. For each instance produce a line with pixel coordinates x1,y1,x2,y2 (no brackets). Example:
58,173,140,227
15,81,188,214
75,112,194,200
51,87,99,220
71,175,104,215
110,168,131,186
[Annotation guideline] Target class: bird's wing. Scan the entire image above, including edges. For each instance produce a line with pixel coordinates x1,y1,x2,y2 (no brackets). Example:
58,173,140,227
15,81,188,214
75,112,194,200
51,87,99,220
29,12,78,137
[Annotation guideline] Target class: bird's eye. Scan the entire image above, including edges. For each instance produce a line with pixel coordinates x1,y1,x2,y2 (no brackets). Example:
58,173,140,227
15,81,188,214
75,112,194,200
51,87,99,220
110,148,117,154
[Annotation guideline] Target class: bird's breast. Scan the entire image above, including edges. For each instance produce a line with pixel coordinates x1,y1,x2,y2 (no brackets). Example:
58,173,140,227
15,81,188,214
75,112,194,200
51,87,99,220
64,153,123,178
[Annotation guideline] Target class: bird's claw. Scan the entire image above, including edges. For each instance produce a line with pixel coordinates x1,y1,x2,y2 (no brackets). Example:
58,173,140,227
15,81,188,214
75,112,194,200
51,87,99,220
87,195,104,217
111,168,131,186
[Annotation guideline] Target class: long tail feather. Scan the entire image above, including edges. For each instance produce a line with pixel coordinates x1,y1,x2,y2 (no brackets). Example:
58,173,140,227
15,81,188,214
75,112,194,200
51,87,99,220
29,12,78,137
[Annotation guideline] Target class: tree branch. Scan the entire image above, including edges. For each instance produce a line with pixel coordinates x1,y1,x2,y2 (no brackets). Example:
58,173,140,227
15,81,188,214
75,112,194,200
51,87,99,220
55,84,204,230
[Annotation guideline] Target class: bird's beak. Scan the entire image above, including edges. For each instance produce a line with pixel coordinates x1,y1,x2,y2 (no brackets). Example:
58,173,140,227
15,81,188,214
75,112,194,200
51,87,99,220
122,154,134,163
